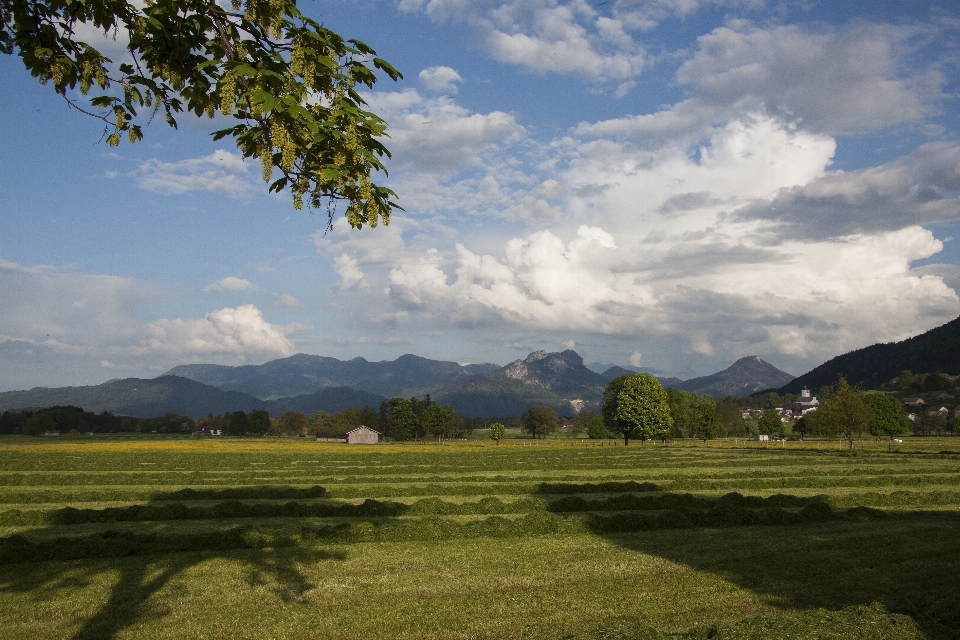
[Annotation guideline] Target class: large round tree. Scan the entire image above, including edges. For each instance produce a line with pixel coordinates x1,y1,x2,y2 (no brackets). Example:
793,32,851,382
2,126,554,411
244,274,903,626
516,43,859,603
864,393,909,440
602,374,673,445
812,375,872,449
520,406,559,440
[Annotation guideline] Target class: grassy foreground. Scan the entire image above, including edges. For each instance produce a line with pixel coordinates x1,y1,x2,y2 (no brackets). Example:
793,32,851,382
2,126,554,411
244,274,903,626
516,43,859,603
0,438,958,639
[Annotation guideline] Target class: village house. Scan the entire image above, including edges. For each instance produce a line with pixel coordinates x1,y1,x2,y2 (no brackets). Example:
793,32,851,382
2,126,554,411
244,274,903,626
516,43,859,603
198,426,222,436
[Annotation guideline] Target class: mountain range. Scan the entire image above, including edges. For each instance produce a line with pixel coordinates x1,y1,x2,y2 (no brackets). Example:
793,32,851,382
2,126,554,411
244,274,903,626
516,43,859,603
6,312,958,418
166,353,499,400
0,376,386,419
0,350,794,418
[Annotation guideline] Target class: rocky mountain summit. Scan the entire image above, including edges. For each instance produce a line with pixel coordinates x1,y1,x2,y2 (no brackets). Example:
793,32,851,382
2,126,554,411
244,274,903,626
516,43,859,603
501,350,607,396
435,350,608,417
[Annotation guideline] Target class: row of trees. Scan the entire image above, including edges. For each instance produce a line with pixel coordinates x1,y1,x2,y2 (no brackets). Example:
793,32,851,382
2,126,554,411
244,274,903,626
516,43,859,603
263,395,465,442
793,377,920,447
732,378,933,446
509,378,738,444
3,376,933,447
528,372,924,448
744,377,938,446
0,406,197,435
0,397,467,442
375,396,460,442
742,371,956,409
895,370,955,395
199,410,271,436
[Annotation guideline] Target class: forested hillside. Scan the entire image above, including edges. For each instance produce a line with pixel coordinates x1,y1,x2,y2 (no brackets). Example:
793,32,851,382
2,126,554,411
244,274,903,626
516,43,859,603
778,316,960,393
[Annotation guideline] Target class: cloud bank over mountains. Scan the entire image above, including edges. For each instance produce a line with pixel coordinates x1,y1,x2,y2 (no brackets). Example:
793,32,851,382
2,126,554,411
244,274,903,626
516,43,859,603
1,260,299,383
3,0,960,390
312,8,960,370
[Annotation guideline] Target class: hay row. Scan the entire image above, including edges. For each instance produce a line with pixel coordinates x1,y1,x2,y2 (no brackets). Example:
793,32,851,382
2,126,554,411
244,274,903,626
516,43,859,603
0,491,845,527
0,500,887,565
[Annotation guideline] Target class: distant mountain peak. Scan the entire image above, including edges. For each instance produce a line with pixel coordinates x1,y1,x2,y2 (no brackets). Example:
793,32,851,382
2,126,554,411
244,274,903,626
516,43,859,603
500,350,603,393
433,349,606,417
676,356,794,397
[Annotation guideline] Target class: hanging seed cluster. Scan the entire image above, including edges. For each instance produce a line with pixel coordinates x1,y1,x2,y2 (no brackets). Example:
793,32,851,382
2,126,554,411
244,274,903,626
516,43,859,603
7,0,401,227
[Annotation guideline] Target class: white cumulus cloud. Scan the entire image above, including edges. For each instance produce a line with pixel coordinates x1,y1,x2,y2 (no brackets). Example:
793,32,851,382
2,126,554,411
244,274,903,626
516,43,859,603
675,21,939,134
401,0,645,84
204,276,255,292
141,304,296,361
334,254,369,289
137,150,252,197
0,260,300,389
419,66,463,94
273,293,304,308
365,89,524,175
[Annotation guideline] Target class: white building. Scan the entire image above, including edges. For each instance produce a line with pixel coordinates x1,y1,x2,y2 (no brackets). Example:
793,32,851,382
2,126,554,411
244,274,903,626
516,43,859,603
346,425,380,444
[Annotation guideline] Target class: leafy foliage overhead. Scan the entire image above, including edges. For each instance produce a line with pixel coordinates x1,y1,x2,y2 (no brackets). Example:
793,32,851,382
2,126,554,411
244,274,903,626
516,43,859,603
1,0,402,228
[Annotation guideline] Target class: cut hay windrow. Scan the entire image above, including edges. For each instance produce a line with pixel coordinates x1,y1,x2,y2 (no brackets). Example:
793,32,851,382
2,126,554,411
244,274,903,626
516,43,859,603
0,497,886,564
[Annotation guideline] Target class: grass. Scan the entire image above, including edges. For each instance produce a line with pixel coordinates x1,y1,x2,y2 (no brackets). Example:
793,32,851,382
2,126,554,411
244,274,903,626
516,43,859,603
0,437,958,639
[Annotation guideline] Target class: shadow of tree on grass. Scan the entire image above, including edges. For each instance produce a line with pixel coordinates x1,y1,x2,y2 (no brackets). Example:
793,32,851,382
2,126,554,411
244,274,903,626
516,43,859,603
538,483,960,639
0,486,402,640
3,481,959,639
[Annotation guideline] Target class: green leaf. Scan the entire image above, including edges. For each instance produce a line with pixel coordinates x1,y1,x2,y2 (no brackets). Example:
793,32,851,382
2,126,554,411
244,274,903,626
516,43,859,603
249,90,279,111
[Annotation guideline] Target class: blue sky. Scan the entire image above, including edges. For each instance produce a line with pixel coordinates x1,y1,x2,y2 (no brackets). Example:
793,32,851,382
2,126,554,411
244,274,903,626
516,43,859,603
2,0,960,391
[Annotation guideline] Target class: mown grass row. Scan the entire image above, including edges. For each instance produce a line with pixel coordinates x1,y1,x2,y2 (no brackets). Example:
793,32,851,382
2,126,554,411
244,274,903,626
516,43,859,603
1,466,956,491
0,496,894,565
0,441,955,472
0,488,845,527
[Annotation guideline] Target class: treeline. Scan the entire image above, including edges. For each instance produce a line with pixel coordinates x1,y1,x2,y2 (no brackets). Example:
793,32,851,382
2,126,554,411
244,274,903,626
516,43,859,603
503,388,748,442
211,395,475,441
764,370,956,404
0,399,514,441
0,406,196,435
884,370,955,396
567,391,748,441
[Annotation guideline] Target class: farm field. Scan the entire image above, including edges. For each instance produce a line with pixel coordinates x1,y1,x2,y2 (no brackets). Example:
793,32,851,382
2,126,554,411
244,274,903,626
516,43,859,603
0,438,958,639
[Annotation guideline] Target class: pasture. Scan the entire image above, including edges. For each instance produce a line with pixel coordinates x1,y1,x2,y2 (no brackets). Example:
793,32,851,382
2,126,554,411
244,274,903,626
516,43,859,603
0,437,958,639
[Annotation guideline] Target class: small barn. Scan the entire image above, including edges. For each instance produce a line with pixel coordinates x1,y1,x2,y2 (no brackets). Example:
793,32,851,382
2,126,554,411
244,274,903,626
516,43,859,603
346,425,380,444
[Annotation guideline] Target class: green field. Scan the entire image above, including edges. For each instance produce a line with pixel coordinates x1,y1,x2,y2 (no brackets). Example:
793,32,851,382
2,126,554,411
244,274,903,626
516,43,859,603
1,437,958,639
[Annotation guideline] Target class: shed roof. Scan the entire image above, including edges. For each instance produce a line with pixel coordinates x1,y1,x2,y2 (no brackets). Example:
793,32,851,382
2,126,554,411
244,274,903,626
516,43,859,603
345,425,380,435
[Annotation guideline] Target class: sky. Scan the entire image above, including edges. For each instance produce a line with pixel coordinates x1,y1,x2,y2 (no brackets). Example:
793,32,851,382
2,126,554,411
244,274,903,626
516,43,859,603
2,0,960,391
